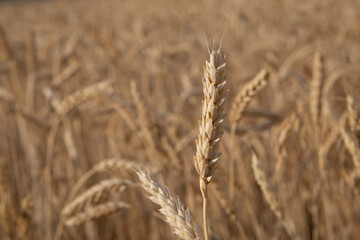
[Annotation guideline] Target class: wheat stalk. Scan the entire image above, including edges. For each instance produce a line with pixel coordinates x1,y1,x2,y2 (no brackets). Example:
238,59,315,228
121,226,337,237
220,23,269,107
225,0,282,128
211,180,246,238
193,47,227,240
137,170,202,240
0,25,11,61
25,31,37,112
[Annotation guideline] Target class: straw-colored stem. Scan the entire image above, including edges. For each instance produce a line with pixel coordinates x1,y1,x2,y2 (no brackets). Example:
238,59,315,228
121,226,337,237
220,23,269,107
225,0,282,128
202,197,208,240
200,181,209,240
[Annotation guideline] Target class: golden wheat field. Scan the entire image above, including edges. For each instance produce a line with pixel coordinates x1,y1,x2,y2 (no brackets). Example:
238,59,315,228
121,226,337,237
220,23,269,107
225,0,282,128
1,0,360,239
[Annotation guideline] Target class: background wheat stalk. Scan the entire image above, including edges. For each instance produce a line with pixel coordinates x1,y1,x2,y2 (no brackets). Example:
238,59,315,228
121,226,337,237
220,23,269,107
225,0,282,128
228,69,269,201
251,154,300,240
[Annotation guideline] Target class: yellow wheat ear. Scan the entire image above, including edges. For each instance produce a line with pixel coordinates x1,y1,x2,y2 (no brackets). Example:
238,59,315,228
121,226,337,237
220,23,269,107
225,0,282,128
194,47,228,240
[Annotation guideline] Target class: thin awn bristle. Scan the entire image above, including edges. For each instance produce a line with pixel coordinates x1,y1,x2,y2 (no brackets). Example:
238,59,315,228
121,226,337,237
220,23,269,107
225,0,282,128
137,170,202,240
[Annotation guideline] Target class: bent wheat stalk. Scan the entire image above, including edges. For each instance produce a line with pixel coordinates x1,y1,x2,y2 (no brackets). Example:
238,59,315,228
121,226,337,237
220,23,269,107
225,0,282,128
137,170,202,240
194,47,227,240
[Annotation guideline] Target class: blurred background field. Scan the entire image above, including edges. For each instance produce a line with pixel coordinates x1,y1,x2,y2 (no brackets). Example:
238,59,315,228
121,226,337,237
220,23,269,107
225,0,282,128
0,0,360,239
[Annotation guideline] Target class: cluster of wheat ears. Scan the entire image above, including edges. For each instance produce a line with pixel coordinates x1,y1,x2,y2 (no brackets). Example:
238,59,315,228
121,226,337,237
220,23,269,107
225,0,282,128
54,47,272,240
49,45,360,240
1,1,360,239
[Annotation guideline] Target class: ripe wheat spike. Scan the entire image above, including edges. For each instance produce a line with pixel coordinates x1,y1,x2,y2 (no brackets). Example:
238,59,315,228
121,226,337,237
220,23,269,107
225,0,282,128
137,170,202,240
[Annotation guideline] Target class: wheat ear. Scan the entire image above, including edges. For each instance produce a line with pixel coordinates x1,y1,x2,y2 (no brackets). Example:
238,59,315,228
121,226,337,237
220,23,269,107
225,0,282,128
347,95,360,134
62,178,137,217
228,69,269,201
137,170,202,240
55,158,154,240
273,112,297,182
229,69,269,124
340,125,360,176
56,80,113,117
252,154,300,240
252,154,283,220
193,47,227,240
65,201,130,226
